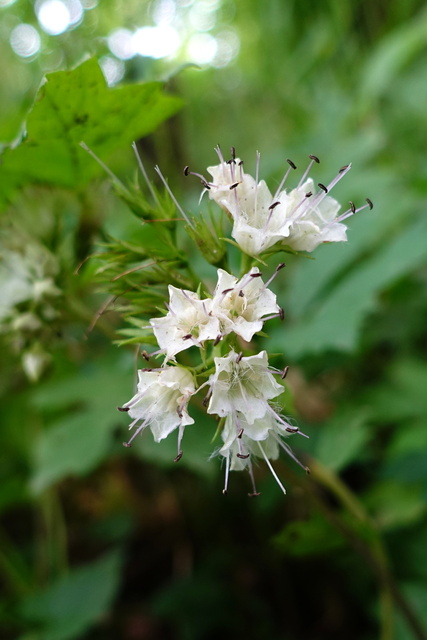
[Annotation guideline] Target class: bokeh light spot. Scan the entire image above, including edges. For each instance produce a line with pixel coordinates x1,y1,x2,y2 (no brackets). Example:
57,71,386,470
187,33,217,65
36,0,71,35
132,25,181,59
107,28,135,60
10,23,41,58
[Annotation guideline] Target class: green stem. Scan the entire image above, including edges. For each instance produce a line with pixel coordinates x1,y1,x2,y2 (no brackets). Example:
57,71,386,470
280,459,427,640
239,251,254,277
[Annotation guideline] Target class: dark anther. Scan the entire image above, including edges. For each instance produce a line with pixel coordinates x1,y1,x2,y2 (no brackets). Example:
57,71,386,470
305,467,311,474
269,201,280,210
349,201,356,214
287,159,297,170
141,367,153,372
237,428,244,438
123,442,132,448
117,406,130,412
339,164,350,173
174,451,183,462
238,160,244,166
277,262,286,271
177,408,183,418
279,308,285,320
250,272,263,278
281,366,289,379
202,394,210,407
201,179,211,190
237,453,250,459
141,350,150,361
238,290,244,297
214,334,222,346
236,352,243,363
183,165,189,176
222,288,233,295
182,334,192,340
318,183,328,193
222,489,228,495
366,198,373,210
305,191,313,198
286,426,299,433
231,146,236,160
309,154,320,164
229,182,240,190
248,492,261,497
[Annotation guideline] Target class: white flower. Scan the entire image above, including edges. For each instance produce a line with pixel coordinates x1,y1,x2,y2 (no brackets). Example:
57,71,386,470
150,285,220,360
120,366,195,459
204,148,371,256
273,177,347,252
207,350,284,422
211,267,282,342
217,408,308,495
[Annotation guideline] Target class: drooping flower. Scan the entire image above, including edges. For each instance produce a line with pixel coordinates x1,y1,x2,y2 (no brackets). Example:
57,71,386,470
119,366,195,460
150,285,220,360
207,350,284,422
211,266,283,343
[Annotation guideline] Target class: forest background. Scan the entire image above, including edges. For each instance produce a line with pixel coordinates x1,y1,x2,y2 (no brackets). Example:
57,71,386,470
1,0,427,639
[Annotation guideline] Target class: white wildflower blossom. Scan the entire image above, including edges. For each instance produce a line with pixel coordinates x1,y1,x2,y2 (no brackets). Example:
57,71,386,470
216,394,309,495
120,366,195,459
211,266,283,342
203,147,372,256
150,285,220,360
207,350,284,422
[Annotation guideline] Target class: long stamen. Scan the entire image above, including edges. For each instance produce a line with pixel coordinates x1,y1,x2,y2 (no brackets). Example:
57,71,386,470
257,442,287,495
271,431,309,472
247,458,261,497
223,452,230,494
123,415,150,447
263,262,286,289
333,199,373,224
298,154,320,188
154,165,194,228
273,159,297,199
291,163,352,224
269,406,309,438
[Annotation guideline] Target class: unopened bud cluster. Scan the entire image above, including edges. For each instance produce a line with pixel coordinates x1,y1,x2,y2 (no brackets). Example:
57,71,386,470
118,146,372,495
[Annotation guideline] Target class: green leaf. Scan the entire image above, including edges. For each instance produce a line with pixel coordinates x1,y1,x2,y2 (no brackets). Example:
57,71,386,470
314,407,371,472
20,550,122,640
363,481,426,530
279,217,427,356
274,512,345,557
0,58,182,203
30,355,134,493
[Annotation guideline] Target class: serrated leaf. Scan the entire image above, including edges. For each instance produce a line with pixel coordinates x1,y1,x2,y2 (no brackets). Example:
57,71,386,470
0,58,182,203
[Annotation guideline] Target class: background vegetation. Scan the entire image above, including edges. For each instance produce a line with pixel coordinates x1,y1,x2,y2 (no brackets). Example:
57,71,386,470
1,0,427,638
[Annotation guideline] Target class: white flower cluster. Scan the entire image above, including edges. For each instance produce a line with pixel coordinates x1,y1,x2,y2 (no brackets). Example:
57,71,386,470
119,146,372,495
119,264,306,494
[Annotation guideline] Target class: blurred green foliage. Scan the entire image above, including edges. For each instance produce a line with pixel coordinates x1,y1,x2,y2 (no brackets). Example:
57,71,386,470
1,0,427,639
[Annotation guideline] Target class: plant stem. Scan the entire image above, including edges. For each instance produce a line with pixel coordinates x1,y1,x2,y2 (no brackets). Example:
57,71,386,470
280,459,427,640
